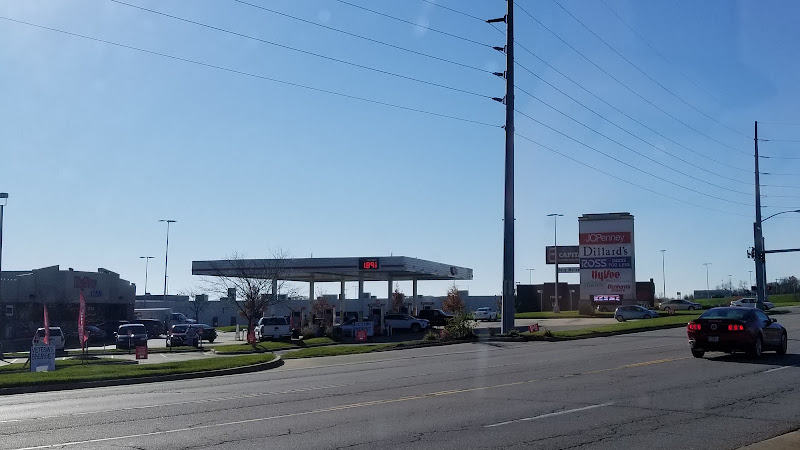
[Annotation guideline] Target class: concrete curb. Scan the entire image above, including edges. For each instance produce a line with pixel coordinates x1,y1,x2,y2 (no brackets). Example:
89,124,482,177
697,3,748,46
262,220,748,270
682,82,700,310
738,429,800,449
0,355,283,396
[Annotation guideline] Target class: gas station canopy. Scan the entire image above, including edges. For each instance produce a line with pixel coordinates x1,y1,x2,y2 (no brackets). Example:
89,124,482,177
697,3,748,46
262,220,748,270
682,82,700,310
191,256,473,283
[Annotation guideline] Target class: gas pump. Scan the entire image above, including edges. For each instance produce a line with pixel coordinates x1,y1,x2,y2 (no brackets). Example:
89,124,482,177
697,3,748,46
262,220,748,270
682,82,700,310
370,305,384,335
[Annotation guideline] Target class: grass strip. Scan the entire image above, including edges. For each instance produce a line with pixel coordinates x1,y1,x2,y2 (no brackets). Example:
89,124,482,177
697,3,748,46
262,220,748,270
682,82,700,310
0,353,275,389
523,314,698,339
282,344,397,359
515,311,615,319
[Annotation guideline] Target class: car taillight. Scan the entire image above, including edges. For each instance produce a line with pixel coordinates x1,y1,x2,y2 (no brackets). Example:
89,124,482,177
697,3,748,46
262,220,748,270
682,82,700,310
688,323,701,331
727,324,745,331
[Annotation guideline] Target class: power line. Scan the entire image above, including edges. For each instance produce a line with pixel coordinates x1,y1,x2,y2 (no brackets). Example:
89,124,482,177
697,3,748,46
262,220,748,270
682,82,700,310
0,15,500,129
514,63,752,187
418,0,486,22
514,109,755,207
598,0,722,105
232,0,490,74
552,0,748,140
515,132,750,218
516,1,751,157
514,84,753,197
333,0,493,48
109,0,492,99
512,43,751,175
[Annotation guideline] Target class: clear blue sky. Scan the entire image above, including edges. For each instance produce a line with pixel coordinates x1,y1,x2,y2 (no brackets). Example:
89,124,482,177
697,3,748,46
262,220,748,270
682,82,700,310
1,0,798,299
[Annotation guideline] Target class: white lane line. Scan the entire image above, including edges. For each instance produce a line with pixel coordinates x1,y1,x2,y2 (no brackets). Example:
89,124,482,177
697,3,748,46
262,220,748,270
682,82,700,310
484,402,614,428
763,363,800,374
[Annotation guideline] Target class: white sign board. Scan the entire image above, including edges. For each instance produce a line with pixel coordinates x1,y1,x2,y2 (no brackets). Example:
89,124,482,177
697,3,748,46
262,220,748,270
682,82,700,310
558,267,580,273
579,213,636,303
30,345,56,372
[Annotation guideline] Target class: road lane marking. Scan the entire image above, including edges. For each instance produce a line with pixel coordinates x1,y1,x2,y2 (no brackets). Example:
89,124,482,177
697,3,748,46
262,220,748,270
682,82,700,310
763,363,800,374
484,402,614,428
9,357,685,449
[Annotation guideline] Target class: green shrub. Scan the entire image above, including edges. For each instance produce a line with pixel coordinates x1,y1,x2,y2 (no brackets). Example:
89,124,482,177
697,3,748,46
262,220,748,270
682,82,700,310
443,313,475,340
423,331,439,341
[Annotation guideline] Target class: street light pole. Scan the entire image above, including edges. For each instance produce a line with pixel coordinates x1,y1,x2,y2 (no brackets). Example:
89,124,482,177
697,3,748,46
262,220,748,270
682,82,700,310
547,213,563,313
526,268,535,285
158,219,176,303
0,193,8,303
703,263,712,301
139,256,155,298
660,249,666,299
728,274,733,297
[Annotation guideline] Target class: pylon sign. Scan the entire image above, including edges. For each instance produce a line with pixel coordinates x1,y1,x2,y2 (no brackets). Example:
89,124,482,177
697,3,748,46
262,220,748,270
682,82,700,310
579,213,636,308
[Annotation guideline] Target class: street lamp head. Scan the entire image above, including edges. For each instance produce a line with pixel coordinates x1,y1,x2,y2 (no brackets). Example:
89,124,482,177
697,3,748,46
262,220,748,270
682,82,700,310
139,256,155,259
159,219,177,223
0,192,7,206
547,213,564,217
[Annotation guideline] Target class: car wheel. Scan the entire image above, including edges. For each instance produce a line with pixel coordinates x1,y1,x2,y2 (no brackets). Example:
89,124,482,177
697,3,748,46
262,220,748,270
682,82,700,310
691,349,705,358
644,314,652,319
752,335,763,357
777,333,788,355
411,323,421,333
615,316,624,322
688,306,695,310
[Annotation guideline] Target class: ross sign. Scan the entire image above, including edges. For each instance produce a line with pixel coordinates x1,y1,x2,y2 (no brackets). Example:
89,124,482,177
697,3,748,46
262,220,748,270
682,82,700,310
558,267,580,274
30,345,56,372
546,246,580,265
356,329,368,342
528,323,540,333
579,214,636,306
135,345,148,359
358,258,380,270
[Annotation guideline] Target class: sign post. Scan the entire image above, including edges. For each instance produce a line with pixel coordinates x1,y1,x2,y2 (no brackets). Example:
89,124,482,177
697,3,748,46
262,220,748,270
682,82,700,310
30,345,56,372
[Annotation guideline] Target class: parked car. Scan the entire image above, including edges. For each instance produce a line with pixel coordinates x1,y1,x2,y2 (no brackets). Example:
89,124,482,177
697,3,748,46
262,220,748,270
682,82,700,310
416,309,454,327
32,327,66,351
333,319,375,338
131,319,164,338
85,325,106,343
167,324,191,347
384,314,430,333
730,297,774,310
95,320,130,338
614,305,659,322
687,307,787,358
256,316,292,341
660,299,702,312
115,324,148,349
473,307,499,322
192,324,217,343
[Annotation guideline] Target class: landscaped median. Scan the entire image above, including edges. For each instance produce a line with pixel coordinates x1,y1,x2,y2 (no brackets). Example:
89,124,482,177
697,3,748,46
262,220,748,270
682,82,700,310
520,313,700,340
212,337,336,354
0,353,280,394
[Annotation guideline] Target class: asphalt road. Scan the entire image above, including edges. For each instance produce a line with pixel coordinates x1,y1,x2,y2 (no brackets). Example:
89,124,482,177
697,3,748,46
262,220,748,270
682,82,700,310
2,310,799,450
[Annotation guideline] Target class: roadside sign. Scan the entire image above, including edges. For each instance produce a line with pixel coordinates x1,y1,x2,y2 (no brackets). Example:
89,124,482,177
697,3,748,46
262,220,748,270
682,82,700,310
135,345,148,359
528,323,540,333
30,345,56,372
246,329,256,344
356,329,367,342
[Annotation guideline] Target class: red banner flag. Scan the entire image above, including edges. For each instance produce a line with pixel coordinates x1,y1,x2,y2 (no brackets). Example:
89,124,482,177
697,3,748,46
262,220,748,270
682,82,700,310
78,291,87,347
43,304,50,345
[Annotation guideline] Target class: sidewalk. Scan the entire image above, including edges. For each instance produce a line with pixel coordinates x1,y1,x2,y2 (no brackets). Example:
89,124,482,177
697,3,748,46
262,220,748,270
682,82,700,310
738,429,800,449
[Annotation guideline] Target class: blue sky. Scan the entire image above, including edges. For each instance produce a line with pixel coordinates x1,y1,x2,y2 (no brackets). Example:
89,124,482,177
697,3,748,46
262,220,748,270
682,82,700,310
1,0,799,299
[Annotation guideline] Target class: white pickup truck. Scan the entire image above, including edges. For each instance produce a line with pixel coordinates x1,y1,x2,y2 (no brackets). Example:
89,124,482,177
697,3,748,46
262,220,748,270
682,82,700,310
255,316,292,341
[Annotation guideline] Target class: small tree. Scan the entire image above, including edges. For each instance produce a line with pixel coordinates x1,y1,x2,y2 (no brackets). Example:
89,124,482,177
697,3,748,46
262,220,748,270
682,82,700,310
442,284,464,313
201,250,296,334
392,285,405,312
179,287,209,322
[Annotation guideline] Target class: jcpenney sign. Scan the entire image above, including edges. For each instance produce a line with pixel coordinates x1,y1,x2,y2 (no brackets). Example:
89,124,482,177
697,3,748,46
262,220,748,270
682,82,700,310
579,232,631,245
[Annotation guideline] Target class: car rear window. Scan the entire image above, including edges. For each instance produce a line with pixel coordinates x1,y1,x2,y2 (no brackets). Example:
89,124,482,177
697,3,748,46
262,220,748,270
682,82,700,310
699,309,750,320
120,325,146,333
262,317,288,325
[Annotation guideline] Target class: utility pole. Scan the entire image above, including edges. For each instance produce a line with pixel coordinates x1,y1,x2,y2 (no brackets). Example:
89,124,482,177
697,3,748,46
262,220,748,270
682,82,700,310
753,121,767,307
489,1,515,334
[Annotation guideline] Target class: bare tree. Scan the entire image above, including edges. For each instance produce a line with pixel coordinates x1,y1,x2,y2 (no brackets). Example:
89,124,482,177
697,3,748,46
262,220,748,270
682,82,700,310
442,284,465,313
200,251,296,332
179,287,210,322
